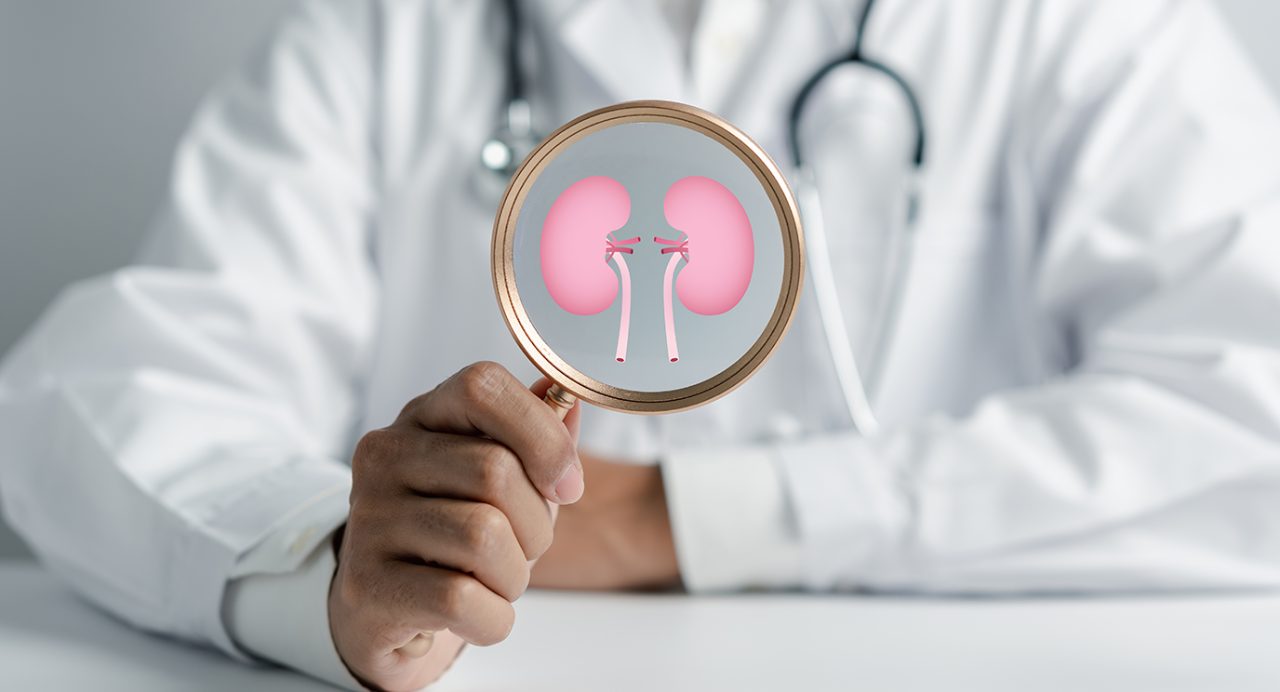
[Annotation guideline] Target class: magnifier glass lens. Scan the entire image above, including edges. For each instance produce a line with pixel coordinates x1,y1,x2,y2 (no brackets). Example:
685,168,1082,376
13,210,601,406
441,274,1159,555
494,102,802,413
512,121,784,393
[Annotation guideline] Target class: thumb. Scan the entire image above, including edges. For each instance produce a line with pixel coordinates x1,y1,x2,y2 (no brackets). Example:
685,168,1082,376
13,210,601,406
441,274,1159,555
530,377,584,503
530,377,582,442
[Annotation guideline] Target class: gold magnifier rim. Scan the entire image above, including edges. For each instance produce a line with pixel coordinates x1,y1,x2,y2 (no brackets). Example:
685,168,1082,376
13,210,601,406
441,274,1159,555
491,100,804,414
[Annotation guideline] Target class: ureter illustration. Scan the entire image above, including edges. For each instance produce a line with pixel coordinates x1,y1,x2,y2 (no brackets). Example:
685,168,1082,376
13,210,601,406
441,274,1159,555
654,235,689,363
606,235,640,362
610,253,632,362
661,252,682,362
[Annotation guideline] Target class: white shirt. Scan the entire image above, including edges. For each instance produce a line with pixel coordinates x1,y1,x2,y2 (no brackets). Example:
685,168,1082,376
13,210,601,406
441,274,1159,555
4,0,1280,689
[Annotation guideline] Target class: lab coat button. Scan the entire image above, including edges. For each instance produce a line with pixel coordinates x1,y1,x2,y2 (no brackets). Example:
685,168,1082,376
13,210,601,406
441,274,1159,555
289,527,317,555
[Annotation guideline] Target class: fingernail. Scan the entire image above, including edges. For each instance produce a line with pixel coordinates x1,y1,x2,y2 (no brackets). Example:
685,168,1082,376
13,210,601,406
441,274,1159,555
553,463,584,504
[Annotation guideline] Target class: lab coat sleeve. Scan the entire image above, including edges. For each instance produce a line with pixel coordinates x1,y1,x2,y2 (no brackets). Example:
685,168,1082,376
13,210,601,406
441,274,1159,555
225,532,361,690
664,0,1280,593
0,0,376,676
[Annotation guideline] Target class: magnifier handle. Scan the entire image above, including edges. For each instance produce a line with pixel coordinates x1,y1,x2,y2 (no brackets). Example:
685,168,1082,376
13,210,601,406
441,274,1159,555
542,383,577,422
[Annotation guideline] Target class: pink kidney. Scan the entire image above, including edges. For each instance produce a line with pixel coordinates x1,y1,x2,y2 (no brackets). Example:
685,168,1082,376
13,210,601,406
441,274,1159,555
664,176,755,314
541,175,639,362
655,176,754,362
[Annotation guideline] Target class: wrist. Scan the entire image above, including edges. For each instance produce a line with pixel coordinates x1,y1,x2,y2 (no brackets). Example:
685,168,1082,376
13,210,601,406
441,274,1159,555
625,465,680,588
588,462,680,589
531,458,680,590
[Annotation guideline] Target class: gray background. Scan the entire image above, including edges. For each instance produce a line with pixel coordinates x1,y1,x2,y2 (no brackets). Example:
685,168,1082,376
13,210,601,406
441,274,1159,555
1,1,1278,558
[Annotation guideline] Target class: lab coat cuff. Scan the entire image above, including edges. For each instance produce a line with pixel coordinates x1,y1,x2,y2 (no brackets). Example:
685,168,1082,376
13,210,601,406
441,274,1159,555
662,444,805,591
191,459,352,660
774,433,906,590
225,534,362,691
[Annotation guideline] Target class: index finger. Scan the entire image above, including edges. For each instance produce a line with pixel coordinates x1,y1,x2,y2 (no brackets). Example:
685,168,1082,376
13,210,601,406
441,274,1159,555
399,362,583,504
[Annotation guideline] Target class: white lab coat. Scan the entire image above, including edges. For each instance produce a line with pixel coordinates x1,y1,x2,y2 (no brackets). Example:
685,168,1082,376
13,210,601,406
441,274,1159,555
4,0,1280,686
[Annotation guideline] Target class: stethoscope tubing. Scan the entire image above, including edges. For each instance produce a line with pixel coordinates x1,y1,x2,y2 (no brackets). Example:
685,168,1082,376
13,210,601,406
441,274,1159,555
784,0,927,434
483,0,926,436
796,169,882,436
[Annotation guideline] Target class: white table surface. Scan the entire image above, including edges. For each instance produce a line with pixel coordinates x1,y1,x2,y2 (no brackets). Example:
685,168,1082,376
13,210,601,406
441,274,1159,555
2,560,1278,691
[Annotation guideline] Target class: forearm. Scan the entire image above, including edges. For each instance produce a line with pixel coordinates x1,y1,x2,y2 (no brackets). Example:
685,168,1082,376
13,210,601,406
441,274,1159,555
0,367,354,653
664,369,1280,594
532,454,679,591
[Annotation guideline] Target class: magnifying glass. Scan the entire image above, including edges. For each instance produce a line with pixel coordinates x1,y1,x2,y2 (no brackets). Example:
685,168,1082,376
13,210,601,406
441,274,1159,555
492,101,804,418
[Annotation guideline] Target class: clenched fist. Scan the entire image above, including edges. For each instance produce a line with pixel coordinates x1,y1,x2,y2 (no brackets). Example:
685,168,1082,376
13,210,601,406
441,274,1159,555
329,362,583,691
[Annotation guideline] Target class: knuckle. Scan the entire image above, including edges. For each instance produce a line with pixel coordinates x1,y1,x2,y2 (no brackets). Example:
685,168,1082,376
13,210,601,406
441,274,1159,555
397,392,429,421
460,501,509,550
455,361,507,408
474,444,516,495
461,503,508,551
437,573,480,621
353,428,397,469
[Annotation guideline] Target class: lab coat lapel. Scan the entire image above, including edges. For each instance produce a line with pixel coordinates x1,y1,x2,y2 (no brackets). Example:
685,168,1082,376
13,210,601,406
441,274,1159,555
550,0,690,103
719,0,850,142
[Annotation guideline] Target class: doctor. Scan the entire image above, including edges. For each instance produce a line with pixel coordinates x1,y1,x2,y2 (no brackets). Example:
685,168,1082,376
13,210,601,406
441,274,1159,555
4,0,1280,689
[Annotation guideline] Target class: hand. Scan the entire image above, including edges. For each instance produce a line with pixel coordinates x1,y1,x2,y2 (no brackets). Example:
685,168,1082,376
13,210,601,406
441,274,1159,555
530,453,680,591
329,362,583,691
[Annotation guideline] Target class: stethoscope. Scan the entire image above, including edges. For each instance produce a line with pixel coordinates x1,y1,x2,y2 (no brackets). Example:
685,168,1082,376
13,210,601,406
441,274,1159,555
481,0,926,436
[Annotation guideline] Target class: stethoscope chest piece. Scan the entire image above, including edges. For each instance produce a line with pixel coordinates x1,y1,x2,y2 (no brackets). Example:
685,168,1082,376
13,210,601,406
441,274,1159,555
481,99,537,179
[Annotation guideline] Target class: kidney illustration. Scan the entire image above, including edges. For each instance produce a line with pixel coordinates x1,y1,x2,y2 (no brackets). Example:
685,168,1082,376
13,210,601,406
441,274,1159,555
541,174,753,364
541,175,639,362
655,176,754,362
